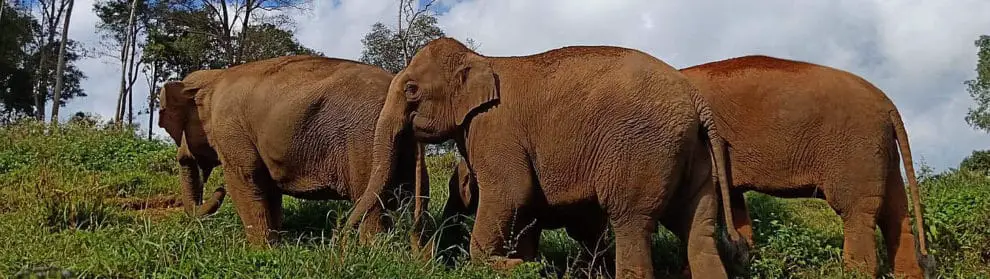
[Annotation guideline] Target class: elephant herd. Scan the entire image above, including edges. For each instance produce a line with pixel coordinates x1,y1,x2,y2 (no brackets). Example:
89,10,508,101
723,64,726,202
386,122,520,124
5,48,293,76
157,37,931,279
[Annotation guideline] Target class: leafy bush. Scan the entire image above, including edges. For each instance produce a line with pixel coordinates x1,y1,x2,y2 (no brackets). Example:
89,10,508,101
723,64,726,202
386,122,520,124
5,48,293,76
960,149,990,175
920,170,990,277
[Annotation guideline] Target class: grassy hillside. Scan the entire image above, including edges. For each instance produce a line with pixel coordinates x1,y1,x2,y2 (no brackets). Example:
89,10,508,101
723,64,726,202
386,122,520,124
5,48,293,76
1,120,988,278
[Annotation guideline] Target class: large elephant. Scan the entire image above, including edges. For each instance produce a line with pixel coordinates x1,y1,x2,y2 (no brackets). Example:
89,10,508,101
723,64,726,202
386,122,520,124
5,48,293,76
344,37,742,278
157,55,430,247
680,55,931,278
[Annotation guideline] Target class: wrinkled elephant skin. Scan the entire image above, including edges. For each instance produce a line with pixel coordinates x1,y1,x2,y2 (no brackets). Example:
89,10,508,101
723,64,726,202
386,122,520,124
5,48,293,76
347,38,741,279
157,55,430,248
681,55,932,279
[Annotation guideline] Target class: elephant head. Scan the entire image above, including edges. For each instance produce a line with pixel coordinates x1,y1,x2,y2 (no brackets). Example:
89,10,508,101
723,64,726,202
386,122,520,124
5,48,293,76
344,38,499,242
158,69,226,217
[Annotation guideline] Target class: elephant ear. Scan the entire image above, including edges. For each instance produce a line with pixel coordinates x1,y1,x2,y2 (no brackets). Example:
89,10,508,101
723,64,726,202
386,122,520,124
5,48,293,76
158,81,198,145
453,54,499,127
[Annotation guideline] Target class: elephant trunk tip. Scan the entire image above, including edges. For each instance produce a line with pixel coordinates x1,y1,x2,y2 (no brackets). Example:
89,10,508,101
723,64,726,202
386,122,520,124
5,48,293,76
185,187,226,217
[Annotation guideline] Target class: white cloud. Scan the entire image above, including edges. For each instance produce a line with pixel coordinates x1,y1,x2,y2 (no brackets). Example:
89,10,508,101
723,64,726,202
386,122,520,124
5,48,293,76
59,0,990,170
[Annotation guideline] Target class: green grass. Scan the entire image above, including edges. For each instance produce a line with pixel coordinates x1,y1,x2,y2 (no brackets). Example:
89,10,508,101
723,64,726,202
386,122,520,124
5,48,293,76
1,119,988,278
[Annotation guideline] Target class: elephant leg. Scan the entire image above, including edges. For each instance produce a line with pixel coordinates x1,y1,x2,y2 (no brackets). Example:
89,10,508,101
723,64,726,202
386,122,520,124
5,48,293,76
469,200,537,271
833,195,882,277
565,215,613,277
357,199,393,245
226,165,282,246
467,153,538,271
432,175,475,264
611,216,656,279
879,172,924,279
667,172,729,279
730,188,755,246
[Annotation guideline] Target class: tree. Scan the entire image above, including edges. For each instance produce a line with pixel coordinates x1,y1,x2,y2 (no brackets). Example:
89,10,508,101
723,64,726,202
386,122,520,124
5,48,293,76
238,23,320,62
965,35,990,133
166,0,312,67
48,0,74,125
359,0,448,74
960,149,990,175
24,39,87,120
135,0,317,138
31,0,78,122
94,0,160,126
0,1,38,122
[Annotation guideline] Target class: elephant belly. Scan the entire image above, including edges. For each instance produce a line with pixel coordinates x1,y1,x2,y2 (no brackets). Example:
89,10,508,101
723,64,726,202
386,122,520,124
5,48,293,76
273,168,354,201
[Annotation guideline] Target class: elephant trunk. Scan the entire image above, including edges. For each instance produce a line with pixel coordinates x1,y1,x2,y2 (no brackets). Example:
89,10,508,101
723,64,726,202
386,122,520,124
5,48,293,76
178,146,225,217
344,94,409,241
410,143,433,257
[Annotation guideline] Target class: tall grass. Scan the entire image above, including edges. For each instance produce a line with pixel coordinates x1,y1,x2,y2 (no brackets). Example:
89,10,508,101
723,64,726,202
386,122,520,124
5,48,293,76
0,119,987,278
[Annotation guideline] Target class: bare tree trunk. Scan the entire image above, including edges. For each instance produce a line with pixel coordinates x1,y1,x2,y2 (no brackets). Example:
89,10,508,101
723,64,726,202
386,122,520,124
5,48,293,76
237,0,256,65
34,0,63,122
147,63,158,140
115,0,139,126
33,49,49,121
49,0,73,126
126,27,140,126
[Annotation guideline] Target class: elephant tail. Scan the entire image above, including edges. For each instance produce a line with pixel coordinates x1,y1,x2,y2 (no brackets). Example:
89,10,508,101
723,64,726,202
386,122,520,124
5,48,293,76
692,94,744,247
890,109,929,257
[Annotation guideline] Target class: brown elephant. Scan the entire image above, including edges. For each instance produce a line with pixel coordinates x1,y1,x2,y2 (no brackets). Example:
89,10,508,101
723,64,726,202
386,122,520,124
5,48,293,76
434,159,616,276
344,37,743,278
157,55,430,247
680,55,932,278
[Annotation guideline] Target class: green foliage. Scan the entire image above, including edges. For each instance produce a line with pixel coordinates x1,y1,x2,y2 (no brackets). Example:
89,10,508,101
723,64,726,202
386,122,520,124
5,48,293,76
238,23,323,62
0,2,87,121
1,122,989,278
0,2,39,120
965,35,990,133
359,16,446,74
920,170,990,277
960,149,990,175
25,39,88,105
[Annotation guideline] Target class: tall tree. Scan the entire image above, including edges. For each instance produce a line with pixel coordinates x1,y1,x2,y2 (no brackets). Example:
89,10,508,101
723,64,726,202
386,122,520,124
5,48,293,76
965,35,990,133
167,0,312,67
32,0,74,121
94,0,156,126
0,1,37,122
136,0,317,138
359,0,448,74
141,59,162,139
48,0,74,124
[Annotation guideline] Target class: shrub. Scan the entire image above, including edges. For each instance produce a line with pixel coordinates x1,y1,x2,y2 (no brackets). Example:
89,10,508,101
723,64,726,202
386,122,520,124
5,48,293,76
960,149,990,175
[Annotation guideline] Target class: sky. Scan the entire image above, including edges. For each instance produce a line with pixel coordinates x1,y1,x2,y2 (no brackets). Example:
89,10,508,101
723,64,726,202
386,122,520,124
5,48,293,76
55,0,990,171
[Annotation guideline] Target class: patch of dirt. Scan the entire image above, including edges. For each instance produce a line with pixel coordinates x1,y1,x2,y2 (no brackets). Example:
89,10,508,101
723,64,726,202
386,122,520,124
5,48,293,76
136,206,183,221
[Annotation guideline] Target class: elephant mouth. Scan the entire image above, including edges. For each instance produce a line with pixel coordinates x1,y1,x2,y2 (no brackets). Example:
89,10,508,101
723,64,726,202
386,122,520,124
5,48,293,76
409,111,448,143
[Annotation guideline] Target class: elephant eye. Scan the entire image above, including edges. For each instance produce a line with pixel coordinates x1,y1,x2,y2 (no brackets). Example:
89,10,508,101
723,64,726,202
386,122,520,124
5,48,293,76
404,82,420,101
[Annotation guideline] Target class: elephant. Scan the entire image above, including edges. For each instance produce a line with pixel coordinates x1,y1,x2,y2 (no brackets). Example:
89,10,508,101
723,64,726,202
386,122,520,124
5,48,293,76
680,55,932,278
344,37,744,279
157,55,430,248
434,158,620,276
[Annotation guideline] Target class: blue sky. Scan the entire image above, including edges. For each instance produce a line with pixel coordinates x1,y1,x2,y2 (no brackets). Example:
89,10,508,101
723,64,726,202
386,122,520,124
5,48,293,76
54,0,990,171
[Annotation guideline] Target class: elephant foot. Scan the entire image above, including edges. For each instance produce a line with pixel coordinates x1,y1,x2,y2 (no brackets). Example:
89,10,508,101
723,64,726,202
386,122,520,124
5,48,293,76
487,256,525,273
411,234,437,262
